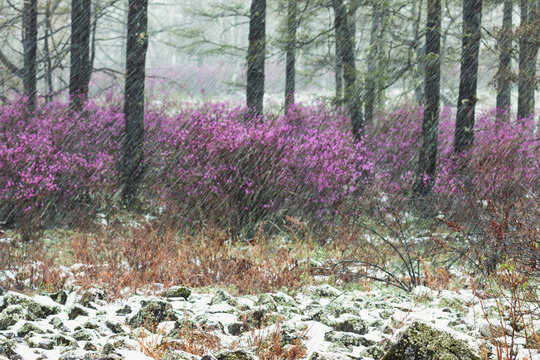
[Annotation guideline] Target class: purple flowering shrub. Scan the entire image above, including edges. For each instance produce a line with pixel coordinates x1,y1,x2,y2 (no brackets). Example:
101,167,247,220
144,103,372,233
0,98,122,228
0,97,537,236
366,105,538,209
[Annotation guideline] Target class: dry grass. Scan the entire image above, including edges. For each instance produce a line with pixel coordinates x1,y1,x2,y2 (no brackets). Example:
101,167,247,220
0,217,314,298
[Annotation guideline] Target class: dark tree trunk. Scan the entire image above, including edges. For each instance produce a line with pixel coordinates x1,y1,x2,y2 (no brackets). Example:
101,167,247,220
70,0,92,110
121,0,148,208
364,6,382,125
412,0,425,106
496,1,513,114
246,0,266,117
415,0,441,195
517,0,539,119
44,2,53,102
454,0,482,155
332,0,363,140
284,0,297,111
23,0,38,111
334,30,343,105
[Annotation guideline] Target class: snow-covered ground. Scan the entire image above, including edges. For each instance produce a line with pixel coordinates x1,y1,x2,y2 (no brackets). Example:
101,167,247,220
1,281,539,360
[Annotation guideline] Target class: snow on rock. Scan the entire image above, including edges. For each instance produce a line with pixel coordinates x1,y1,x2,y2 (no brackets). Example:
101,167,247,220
0,283,539,359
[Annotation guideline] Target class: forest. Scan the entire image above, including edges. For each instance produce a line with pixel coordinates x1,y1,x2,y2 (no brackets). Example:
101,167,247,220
0,0,539,360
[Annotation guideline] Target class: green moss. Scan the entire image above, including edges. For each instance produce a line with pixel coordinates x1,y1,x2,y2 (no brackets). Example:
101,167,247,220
381,321,481,360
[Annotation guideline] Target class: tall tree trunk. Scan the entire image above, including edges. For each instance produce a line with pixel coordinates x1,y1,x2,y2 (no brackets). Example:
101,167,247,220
517,0,539,119
415,0,441,195
332,0,363,140
334,29,343,105
412,0,425,106
44,0,53,102
496,0,513,114
121,0,148,208
70,0,92,110
284,0,297,111
246,0,266,117
23,0,38,111
454,0,482,155
364,6,382,125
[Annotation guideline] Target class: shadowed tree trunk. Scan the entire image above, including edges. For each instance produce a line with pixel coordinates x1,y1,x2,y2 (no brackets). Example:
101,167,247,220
332,0,363,140
517,0,539,119
496,1,513,114
70,0,92,110
364,5,382,125
284,0,297,111
246,0,266,117
454,0,482,154
415,0,441,195
23,0,38,111
121,0,148,208
412,0,425,106
334,28,343,105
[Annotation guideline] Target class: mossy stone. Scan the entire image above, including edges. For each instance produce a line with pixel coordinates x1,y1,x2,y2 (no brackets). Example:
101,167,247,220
381,321,481,360
165,286,191,300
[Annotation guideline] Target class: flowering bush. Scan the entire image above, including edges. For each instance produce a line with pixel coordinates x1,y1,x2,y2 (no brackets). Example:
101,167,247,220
0,97,537,236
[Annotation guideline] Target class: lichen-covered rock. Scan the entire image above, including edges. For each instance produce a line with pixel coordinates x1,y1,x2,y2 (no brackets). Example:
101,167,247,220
49,290,68,305
215,349,254,360
115,305,132,316
324,331,374,348
0,311,20,330
311,284,342,298
381,321,481,360
0,292,60,320
166,286,191,299
161,348,201,360
127,299,177,329
210,289,238,306
256,293,277,311
0,337,24,360
50,316,70,332
60,349,99,360
331,315,368,335
27,335,55,349
17,321,45,337
105,320,124,334
52,334,77,347
68,305,89,320
72,329,95,341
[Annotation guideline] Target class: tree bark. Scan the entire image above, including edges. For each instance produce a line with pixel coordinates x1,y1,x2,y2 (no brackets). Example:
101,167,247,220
334,28,343,105
332,0,363,140
70,0,92,110
496,0,513,114
454,0,482,154
246,0,266,117
364,5,382,125
517,0,539,119
23,0,38,111
121,0,148,208
284,0,297,111
415,0,441,195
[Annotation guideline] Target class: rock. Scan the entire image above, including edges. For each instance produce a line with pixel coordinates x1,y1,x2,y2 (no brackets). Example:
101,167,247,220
227,322,248,336
361,345,384,359
215,350,254,360
50,317,70,332
115,305,132,316
331,315,368,335
84,342,98,351
0,292,60,320
49,290,68,305
105,320,124,334
72,329,95,341
0,286,4,295
479,323,512,339
324,331,374,347
201,355,217,360
68,305,89,320
161,348,201,360
166,286,191,299
101,343,116,355
312,284,342,298
27,335,55,350
127,299,177,329
17,321,45,337
210,290,237,306
52,334,77,347
0,338,24,360
381,321,481,360
0,312,20,330
60,349,99,360
256,294,277,311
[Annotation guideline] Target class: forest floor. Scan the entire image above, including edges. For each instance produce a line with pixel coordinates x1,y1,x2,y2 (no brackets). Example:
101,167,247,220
1,218,539,360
